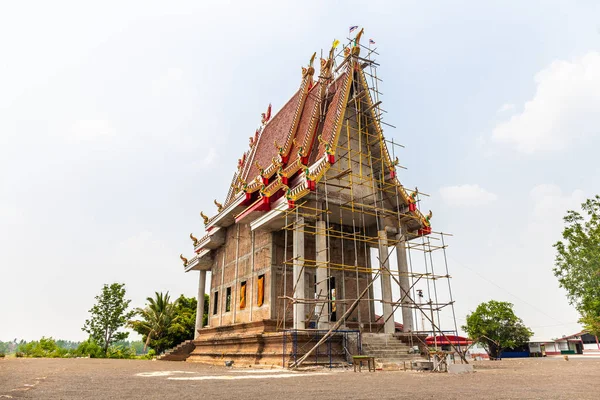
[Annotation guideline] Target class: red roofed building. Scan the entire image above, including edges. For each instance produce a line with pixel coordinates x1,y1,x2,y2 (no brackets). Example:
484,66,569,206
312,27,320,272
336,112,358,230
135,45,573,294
179,30,434,366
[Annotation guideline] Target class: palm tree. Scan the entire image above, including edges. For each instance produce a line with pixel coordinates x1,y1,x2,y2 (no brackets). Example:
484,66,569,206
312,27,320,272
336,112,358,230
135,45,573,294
129,292,181,354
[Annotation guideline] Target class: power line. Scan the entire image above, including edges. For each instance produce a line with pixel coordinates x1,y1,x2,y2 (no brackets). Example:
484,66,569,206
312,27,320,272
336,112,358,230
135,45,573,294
449,256,566,325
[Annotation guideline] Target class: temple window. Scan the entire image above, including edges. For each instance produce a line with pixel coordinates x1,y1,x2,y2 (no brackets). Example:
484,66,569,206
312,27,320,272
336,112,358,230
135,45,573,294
213,291,219,315
240,281,247,309
257,274,265,307
226,287,232,312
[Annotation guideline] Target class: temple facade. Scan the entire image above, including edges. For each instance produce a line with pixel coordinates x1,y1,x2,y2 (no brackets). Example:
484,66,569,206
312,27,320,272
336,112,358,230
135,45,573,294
180,30,433,365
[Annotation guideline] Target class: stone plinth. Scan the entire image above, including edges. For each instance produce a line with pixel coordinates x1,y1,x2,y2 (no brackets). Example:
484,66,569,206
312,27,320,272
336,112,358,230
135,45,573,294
188,320,347,367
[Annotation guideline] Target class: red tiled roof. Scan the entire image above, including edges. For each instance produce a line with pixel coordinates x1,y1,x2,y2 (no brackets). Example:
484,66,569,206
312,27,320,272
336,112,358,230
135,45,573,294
242,90,301,182
287,82,321,166
309,71,350,164
374,314,404,331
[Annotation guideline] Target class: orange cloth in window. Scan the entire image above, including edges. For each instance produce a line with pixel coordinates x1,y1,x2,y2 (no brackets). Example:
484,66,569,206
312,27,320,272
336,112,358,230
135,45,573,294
257,276,265,307
240,283,246,309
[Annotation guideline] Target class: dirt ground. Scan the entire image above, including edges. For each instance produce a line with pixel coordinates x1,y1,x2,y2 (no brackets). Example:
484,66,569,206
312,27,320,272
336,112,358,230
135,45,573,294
1,357,599,399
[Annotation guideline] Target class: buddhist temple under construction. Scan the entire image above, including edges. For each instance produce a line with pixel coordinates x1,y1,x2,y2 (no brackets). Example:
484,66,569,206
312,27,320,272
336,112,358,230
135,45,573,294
178,29,461,368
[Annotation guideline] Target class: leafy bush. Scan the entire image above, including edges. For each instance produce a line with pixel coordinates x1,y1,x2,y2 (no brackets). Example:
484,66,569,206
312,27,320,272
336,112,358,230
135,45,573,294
142,349,156,360
106,345,136,359
0,352,5,358
18,337,67,358
75,339,104,358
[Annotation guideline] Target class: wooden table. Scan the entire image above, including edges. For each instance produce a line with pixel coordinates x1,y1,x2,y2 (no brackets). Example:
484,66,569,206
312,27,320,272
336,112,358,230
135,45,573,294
352,355,375,372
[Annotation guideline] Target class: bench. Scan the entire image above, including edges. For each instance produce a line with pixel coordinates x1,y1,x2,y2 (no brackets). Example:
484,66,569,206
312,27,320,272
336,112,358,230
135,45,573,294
352,355,375,372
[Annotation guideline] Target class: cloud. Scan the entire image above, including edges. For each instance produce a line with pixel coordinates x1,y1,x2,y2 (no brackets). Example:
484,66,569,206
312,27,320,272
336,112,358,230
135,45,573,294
70,119,116,141
439,184,497,206
151,68,184,97
523,184,586,247
529,184,585,222
203,148,217,166
497,103,515,113
492,51,600,153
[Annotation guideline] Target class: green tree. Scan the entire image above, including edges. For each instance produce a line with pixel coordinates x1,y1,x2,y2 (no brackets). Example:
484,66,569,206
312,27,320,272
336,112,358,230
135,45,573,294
553,195,600,336
463,300,533,360
82,283,134,356
167,295,197,345
129,292,181,354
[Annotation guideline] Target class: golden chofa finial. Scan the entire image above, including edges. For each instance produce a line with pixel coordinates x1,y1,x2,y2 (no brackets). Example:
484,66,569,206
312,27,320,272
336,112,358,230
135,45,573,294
352,28,365,56
303,52,317,77
425,210,433,225
190,233,199,246
200,211,209,225
321,40,338,72
180,254,188,266
214,199,223,212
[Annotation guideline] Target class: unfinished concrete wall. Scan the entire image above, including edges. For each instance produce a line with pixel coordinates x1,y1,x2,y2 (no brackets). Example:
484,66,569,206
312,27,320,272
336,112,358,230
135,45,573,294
271,222,375,329
207,223,273,328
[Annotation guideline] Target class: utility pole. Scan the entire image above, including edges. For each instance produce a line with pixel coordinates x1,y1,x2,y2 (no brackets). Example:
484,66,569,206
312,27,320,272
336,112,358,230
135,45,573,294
417,289,426,333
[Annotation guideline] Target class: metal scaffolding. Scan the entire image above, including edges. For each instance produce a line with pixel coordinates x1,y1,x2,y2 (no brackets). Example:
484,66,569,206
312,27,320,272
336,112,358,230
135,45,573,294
274,38,464,366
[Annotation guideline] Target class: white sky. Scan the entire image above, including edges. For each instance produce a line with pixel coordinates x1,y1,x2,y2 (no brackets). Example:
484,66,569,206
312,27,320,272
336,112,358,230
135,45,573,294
1,0,599,341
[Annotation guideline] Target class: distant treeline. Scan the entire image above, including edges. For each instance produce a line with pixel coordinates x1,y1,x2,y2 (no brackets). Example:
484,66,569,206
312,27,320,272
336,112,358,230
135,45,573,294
0,338,149,359
1,286,208,359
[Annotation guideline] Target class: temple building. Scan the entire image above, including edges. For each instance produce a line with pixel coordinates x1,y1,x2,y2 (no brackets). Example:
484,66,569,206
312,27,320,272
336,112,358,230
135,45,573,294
179,30,448,366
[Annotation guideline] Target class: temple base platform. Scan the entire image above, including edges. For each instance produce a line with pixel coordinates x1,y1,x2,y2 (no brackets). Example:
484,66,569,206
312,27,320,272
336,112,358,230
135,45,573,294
187,320,357,367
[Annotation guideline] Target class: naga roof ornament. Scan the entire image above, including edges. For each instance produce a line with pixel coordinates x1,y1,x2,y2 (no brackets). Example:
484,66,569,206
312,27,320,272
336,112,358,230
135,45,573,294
249,128,260,148
237,153,247,170
180,254,188,266
261,104,272,125
200,211,209,225
425,210,433,226
318,134,333,155
409,187,419,204
190,233,199,246
214,200,223,212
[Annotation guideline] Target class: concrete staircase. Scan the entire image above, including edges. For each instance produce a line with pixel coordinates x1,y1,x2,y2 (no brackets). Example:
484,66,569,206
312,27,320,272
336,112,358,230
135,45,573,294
157,340,195,361
361,333,425,369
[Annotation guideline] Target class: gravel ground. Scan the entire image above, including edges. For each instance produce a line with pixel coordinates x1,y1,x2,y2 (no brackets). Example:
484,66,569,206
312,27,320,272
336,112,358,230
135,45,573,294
1,357,599,399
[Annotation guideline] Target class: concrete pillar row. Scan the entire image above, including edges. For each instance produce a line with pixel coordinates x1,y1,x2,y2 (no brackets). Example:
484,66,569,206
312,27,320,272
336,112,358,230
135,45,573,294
377,230,396,334
293,217,306,330
396,230,414,332
315,220,329,329
194,270,207,339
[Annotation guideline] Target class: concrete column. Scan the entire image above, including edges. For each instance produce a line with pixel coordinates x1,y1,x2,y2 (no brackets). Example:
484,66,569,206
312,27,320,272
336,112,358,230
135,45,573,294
315,220,329,329
377,230,395,334
293,217,306,329
396,230,414,332
194,270,207,338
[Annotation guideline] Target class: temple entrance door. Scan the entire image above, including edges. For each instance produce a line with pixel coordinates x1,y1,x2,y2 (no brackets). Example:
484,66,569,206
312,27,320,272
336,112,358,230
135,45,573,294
328,277,337,322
